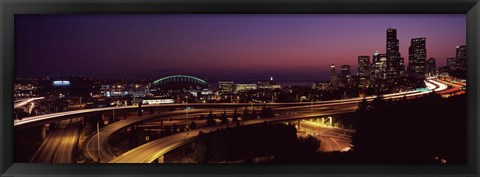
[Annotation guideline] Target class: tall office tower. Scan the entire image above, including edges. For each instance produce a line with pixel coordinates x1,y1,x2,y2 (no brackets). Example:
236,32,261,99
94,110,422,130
330,63,336,76
340,65,351,87
408,37,427,79
426,57,437,77
371,51,380,80
386,28,402,79
358,56,371,78
455,45,467,71
372,51,388,80
341,65,351,78
456,45,467,58
330,63,338,88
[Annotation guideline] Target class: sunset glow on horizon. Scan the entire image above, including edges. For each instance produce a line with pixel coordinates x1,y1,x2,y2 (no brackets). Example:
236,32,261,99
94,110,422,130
15,14,466,82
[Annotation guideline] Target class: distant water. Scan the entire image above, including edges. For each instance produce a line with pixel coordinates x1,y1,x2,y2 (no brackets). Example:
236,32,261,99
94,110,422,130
276,81,316,87
213,80,324,87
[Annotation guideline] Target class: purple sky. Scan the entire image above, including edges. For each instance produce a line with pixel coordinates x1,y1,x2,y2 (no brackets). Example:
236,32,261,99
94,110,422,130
14,14,466,82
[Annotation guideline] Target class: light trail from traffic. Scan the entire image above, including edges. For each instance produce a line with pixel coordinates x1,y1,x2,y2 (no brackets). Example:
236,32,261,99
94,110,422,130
23,78,456,163
14,97,44,109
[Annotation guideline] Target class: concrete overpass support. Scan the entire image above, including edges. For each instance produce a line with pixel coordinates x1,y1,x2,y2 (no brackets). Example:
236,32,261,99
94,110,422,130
157,155,164,163
41,124,48,140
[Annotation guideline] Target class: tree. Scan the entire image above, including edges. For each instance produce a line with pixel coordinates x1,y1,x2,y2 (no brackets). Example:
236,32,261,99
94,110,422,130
299,135,321,154
266,107,274,118
260,106,267,118
164,125,172,135
251,110,258,119
172,124,178,133
220,111,229,124
190,121,197,130
206,111,216,126
357,97,370,112
371,94,386,110
137,102,143,116
242,107,249,120
232,108,239,122
193,133,208,162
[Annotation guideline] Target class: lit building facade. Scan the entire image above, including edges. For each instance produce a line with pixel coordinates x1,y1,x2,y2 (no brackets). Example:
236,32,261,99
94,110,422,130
408,37,426,79
341,65,351,78
218,81,235,94
235,84,257,93
447,57,457,71
357,55,371,78
372,51,388,80
455,45,466,71
330,63,339,89
426,57,437,77
386,27,404,79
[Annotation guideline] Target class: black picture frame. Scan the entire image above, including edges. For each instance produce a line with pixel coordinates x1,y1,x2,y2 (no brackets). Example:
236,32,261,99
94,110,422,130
1,0,478,176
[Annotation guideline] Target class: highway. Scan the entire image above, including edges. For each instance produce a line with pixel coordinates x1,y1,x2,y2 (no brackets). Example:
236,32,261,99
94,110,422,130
82,109,227,162
434,79,466,96
24,78,460,163
108,78,456,163
12,89,425,128
14,78,460,129
109,105,358,163
297,120,354,152
30,117,82,163
14,97,44,109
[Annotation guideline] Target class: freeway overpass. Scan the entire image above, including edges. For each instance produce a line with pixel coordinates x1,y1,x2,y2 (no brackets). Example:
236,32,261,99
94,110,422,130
108,105,358,163
19,78,458,163
13,88,427,129
100,79,453,163
83,84,438,163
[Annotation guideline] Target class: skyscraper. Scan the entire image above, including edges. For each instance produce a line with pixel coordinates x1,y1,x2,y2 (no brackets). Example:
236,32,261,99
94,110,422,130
340,65,351,87
447,57,457,71
455,45,466,71
330,63,336,76
456,45,466,58
408,37,426,79
357,56,371,78
386,28,403,79
372,51,387,80
341,65,351,78
426,57,436,77
330,63,338,88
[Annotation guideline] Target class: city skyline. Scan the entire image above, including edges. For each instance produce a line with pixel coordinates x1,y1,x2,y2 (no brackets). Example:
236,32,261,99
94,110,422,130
15,14,466,81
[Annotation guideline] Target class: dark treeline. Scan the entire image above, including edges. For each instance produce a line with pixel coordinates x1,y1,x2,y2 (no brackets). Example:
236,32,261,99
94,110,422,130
270,93,467,164
351,93,467,164
192,123,320,163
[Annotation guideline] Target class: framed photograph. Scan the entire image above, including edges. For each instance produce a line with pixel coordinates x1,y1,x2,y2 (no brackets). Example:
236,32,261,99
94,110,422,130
1,0,478,176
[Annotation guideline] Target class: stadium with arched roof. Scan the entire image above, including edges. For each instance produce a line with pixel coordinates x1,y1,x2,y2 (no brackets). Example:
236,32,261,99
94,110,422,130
152,75,208,90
